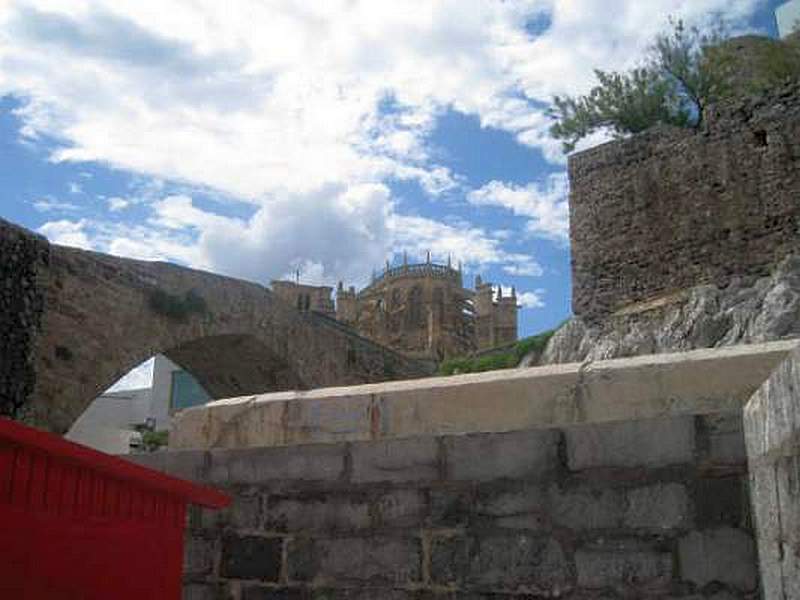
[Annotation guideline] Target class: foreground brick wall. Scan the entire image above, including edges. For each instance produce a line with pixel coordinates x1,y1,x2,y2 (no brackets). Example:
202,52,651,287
133,412,757,599
569,83,800,320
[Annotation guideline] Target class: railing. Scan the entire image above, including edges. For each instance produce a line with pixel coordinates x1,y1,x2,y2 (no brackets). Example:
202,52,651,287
365,263,461,290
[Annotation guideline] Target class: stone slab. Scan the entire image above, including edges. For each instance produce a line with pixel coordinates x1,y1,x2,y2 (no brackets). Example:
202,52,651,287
170,341,796,450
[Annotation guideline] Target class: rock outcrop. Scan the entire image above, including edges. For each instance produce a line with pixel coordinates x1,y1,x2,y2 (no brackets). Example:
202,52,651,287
540,255,800,365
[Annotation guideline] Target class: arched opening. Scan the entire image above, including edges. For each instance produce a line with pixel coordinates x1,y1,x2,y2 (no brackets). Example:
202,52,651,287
66,334,306,455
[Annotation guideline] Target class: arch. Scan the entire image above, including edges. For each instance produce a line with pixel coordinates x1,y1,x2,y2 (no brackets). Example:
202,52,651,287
0,219,433,433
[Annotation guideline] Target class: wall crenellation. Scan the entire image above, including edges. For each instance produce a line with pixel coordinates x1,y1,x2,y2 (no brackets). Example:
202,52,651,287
569,82,800,320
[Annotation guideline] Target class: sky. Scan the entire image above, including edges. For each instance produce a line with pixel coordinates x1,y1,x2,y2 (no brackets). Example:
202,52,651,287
0,0,788,389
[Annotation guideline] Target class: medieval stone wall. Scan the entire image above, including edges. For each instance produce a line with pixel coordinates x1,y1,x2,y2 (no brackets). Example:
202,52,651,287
132,412,757,599
569,83,800,320
0,219,49,419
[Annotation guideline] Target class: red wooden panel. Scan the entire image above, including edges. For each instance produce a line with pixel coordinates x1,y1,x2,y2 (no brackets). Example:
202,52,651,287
11,449,31,505
0,444,15,502
28,453,48,510
44,460,63,512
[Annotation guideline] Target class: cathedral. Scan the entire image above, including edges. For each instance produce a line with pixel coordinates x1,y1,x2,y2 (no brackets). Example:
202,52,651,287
271,255,519,361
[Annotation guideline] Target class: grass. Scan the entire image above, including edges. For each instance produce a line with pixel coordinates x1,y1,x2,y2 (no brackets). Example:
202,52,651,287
437,328,557,376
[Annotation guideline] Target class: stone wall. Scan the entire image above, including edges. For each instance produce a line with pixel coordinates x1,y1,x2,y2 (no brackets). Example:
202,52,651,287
569,83,800,320
0,220,49,419
744,344,800,598
133,412,757,599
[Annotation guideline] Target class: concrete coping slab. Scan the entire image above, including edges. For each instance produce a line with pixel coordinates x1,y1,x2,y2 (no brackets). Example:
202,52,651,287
170,340,798,450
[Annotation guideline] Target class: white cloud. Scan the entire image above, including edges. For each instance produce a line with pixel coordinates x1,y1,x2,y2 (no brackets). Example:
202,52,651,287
467,173,570,242
107,196,130,211
517,289,546,309
0,0,762,200
32,197,80,213
68,181,82,194
38,219,93,249
3,0,763,295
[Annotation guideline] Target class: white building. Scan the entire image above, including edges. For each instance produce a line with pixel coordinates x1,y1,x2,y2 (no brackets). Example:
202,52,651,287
777,0,800,38
66,355,211,454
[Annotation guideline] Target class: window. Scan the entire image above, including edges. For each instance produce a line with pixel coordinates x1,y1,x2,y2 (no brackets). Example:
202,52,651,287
170,370,212,411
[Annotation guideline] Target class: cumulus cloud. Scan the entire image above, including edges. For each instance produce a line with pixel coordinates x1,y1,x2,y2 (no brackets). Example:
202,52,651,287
38,219,93,249
3,0,763,296
517,289,546,309
467,174,569,242
0,0,762,197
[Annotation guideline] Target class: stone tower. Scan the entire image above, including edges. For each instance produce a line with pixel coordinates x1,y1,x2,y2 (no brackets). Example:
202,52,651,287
474,277,520,350
335,282,358,325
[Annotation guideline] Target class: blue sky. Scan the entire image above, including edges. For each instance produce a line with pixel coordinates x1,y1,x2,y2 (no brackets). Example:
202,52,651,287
0,0,787,361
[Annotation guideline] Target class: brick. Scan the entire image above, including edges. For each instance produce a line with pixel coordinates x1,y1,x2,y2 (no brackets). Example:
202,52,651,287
565,416,695,470
444,429,560,482
624,483,690,530
351,437,439,483
430,535,470,585
287,537,420,585
264,493,371,533
208,445,346,484
575,543,673,589
220,535,282,581
182,583,221,600
678,527,757,591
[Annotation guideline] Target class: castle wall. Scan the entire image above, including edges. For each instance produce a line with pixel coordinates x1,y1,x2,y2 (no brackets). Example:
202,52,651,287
569,83,800,319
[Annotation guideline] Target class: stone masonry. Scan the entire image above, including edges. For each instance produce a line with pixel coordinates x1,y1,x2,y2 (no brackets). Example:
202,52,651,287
133,412,757,599
0,218,432,434
569,82,800,320
0,220,49,420
128,341,800,599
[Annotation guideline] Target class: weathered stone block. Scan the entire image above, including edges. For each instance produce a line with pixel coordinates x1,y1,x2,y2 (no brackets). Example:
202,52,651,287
220,535,282,581
624,483,690,530
183,583,222,600
126,450,209,483
549,484,623,530
430,535,470,585
184,535,217,577
264,492,371,533
240,586,305,600
565,416,695,470
678,527,757,591
701,413,747,465
351,438,439,483
209,445,346,484
448,534,572,593
444,429,559,482
428,486,473,528
575,542,673,589
474,483,547,530
288,537,420,585
373,488,425,529
693,478,745,527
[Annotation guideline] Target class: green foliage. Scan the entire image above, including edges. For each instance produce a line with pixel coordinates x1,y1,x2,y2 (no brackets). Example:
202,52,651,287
549,19,733,152
149,288,207,322
743,36,800,93
141,430,169,452
438,328,556,376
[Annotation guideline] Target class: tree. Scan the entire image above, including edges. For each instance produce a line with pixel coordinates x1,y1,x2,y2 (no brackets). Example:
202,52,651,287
548,19,732,153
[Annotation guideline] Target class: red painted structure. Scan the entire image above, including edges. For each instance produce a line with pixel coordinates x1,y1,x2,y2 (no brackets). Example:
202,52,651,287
0,418,229,599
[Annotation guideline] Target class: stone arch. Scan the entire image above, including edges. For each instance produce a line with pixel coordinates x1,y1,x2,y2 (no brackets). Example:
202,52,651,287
1,220,432,433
